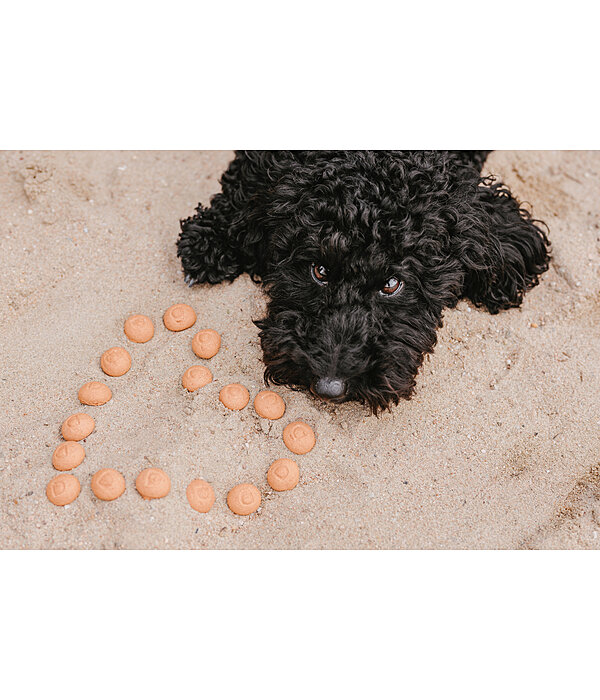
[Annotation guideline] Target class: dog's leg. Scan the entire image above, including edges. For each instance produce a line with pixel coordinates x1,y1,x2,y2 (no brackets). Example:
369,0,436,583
177,156,245,285
455,179,551,313
178,152,271,285
178,199,239,286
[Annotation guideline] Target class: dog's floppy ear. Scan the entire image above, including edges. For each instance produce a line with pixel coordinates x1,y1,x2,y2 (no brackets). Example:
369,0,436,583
452,177,550,313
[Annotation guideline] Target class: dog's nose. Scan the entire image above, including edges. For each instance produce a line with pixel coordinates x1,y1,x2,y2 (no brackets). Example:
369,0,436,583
314,377,347,400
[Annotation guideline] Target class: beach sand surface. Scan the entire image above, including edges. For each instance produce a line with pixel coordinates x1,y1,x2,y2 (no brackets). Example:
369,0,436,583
0,150,598,549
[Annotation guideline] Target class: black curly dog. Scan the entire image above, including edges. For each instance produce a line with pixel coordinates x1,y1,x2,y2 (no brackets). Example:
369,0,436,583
177,151,550,413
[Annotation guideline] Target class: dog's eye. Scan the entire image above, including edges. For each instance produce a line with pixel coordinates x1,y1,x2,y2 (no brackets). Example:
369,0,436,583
311,263,328,285
379,276,403,296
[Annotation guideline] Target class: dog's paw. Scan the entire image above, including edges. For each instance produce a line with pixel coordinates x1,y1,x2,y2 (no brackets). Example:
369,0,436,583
178,208,241,286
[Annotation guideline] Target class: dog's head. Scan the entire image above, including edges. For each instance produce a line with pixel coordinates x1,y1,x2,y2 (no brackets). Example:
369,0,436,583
253,152,548,413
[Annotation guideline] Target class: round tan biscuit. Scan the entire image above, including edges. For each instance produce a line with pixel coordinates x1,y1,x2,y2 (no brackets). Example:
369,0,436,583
163,304,196,331
227,483,261,516
46,473,81,506
182,365,212,392
52,441,85,471
61,413,95,441
282,421,316,455
186,479,216,513
100,346,131,377
219,383,250,410
91,468,126,501
124,314,154,343
136,467,171,500
254,390,286,420
192,329,221,359
78,381,112,406
267,458,300,491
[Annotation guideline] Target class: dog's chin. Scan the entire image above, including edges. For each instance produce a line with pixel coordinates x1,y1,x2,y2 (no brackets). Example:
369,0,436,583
264,364,412,415
311,390,393,415
310,384,410,415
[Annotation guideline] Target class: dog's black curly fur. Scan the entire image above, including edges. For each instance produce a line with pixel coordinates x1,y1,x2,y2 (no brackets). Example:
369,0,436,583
178,151,550,413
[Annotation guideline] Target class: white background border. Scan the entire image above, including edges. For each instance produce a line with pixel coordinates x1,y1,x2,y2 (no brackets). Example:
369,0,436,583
2,1,599,149
1,552,598,699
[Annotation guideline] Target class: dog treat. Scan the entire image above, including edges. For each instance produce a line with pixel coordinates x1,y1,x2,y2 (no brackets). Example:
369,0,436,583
91,468,126,501
254,390,286,420
124,314,154,343
135,467,171,500
186,479,216,513
267,458,300,491
61,413,95,441
100,346,131,377
227,483,261,516
163,303,196,331
219,383,250,411
192,329,221,359
52,441,85,471
78,381,112,406
283,421,316,455
46,473,81,506
182,365,212,392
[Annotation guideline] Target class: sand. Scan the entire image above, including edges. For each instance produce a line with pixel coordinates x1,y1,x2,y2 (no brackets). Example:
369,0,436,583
0,150,598,549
